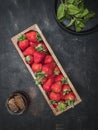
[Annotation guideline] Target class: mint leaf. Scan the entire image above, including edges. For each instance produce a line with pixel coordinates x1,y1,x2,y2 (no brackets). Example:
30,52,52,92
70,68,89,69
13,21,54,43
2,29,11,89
84,11,95,22
75,20,85,32
66,18,75,27
81,9,89,17
66,0,74,4
57,3,65,20
56,0,95,32
67,4,80,15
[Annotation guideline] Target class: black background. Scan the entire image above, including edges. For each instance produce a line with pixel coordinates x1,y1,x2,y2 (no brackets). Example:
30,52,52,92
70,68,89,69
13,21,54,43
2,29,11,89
0,0,98,130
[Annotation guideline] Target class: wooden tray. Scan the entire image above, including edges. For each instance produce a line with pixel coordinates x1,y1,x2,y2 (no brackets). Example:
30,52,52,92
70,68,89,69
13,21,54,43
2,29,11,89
11,24,82,116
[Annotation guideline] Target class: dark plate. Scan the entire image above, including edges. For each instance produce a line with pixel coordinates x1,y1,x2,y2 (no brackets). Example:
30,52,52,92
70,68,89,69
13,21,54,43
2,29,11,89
54,0,98,35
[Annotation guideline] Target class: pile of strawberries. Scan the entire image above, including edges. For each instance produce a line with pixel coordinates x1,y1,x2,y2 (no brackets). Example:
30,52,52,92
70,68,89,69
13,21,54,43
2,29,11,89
18,30,76,111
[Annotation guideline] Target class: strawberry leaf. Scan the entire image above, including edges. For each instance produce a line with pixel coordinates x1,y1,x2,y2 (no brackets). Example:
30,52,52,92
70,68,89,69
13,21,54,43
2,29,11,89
36,33,42,42
35,77,43,85
54,71,59,75
35,44,46,52
50,100,57,104
61,77,68,84
66,100,74,108
25,56,30,62
18,34,26,41
58,102,66,111
35,71,47,78
63,89,71,94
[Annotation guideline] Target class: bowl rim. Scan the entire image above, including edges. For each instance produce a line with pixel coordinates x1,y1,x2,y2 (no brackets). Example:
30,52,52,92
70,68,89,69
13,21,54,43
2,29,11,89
6,91,29,115
54,0,98,35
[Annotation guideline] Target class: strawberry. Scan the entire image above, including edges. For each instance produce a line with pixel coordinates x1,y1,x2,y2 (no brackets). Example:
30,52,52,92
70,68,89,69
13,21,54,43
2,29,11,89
18,34,29,51
51,81,62,93
44,55,53,64
40,77,48,84
25,31,42,42
62,84,71,94
30,41,39,48
23,47,35,56
49,92,61,101
43,76,54,92
32,63,42,72
52,102,58,109
34,51,46,63
63,92,76,107
42,64,53,76
55,74,67,84
54,66,61,75
25,55,33,65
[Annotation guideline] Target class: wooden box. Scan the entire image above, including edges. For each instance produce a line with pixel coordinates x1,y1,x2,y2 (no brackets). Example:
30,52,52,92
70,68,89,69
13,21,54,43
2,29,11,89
11,24,82,116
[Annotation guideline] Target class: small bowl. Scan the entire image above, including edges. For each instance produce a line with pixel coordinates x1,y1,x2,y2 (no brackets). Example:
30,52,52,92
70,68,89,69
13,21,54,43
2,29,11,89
54,0,98,35
6,91,29,115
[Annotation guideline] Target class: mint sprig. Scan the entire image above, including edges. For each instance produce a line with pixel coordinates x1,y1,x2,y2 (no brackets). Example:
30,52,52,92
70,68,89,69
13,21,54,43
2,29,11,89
57,0,95,32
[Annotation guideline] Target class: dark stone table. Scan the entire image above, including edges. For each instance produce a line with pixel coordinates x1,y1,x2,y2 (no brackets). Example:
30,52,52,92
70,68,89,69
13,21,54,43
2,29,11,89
0,0,98,130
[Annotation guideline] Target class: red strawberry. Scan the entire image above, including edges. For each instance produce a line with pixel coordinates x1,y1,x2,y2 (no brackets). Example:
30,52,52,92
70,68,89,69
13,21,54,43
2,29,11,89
30,41,39,48
63,92,76,107
25,55,33,65
34,51,46,63
43,77,54,92
42,64,53,76
63,92,76,101
49,92,61,101
40,77,48,84
32,63,42,72
18,34,29,51
62,84,71,94
44,55,53,64
25,31,42,42
55,74,67,84
52,102,58,109
55,74,64,82
23,47,35,56
54,66,61,75
51,81,62,93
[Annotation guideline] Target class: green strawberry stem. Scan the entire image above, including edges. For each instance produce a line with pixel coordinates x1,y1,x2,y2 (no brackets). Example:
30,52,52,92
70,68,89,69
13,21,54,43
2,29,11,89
18,34,26,41
35,77,43,85
58,102,66,111
35,44,46,52
66,100,74,108
36,33,42,42
63,90,71,94
35,71,47,78
25,56,30,62
34,71,47,85
54,71,59,75
61,77,68,84
50,100,57,104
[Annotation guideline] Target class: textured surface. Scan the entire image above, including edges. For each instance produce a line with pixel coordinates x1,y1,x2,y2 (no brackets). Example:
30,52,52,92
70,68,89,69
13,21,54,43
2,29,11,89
0,0,98,130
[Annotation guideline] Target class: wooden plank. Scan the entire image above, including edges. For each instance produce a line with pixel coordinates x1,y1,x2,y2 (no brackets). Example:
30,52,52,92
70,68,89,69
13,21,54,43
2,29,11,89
11,24,82,116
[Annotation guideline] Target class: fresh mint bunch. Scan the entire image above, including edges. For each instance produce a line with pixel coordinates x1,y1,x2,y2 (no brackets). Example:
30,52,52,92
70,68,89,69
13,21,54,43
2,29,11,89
57,0,95,32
